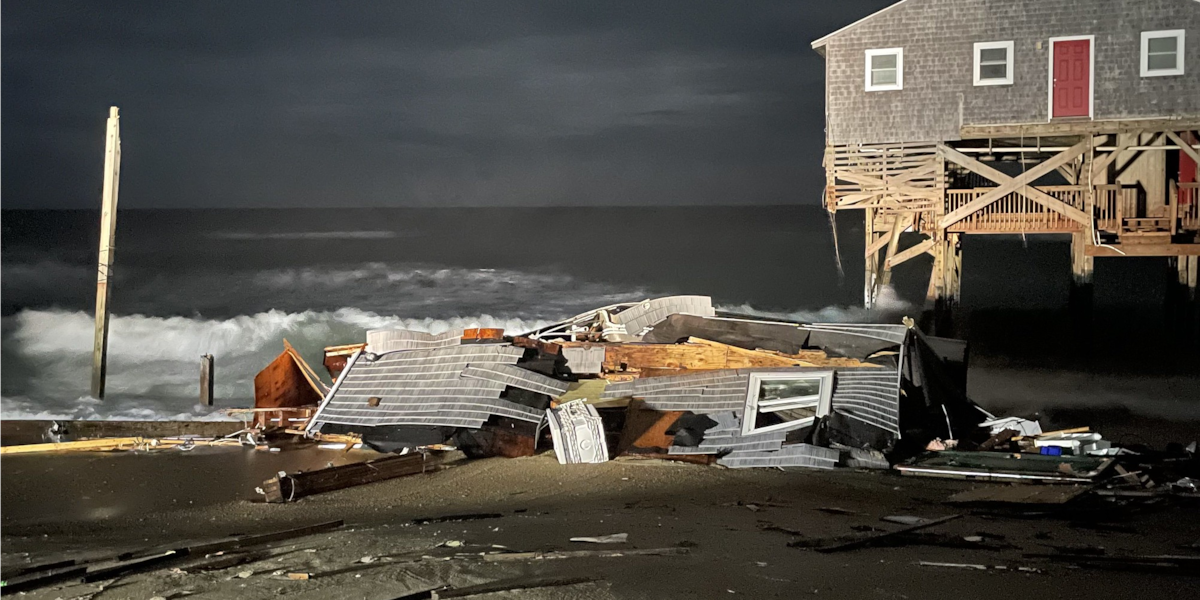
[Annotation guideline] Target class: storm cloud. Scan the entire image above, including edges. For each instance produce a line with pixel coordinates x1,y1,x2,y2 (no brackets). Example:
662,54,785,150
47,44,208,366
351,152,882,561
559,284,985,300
2,1,895,208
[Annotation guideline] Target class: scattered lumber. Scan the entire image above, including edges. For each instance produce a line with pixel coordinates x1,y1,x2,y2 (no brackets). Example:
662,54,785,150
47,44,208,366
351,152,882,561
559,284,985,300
411,513,503,525
814,514,962,553
119,520,344,561
261,453,431,502
0,564,89,592
81,551,181,583
483,546,689,562
0,436,239,455
391,575,600,600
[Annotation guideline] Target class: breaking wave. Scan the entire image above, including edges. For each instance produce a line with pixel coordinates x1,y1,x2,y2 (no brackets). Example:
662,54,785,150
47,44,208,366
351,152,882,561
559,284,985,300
0,308,552,421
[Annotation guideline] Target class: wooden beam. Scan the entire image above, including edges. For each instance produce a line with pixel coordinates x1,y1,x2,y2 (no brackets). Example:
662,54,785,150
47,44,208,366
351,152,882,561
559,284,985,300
1165,130,1200,166
959,117,1200,138
940,143,1091,224
261,454,432,503
938,141,1089,229
864,231,890,257
1090,134,1138,178
887,238,935,268
91,106,122,400
1086,244,1200,257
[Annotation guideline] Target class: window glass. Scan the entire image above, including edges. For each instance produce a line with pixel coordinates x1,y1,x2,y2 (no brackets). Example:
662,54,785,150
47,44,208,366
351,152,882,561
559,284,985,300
870,54,898,86
1142,30,1184,76
745,374,829,434
974,41,1013,85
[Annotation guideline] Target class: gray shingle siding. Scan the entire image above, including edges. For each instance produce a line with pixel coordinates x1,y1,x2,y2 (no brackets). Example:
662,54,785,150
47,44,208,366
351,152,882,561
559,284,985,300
820,0,1200,145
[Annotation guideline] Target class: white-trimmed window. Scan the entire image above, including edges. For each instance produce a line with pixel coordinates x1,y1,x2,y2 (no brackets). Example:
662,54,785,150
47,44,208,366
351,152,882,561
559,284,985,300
1141,29,1185,77
974,41,1014,85
865,48,903,91
742,372,834,435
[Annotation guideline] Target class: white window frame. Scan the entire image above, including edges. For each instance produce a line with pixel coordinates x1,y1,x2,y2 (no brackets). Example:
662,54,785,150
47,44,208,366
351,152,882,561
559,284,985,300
1141,29,1185,77
864,47,903,92
973,40,1014,86
742,372,834,436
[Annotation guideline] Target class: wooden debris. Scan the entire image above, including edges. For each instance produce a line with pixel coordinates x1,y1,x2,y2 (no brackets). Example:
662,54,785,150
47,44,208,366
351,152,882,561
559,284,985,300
261,454,431,502
82,551,181,583
814,514,962,553
0,564,88,592
582,338,877,376
0,436,240,455
120,520,344,561
287,572,311,580
946,485,1089,505
978,428,1018,451
391,575,600,600
411,513,503,525
483,546,690,562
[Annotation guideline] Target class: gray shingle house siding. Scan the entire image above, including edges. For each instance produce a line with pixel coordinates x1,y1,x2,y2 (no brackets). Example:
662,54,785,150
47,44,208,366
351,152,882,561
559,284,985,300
817,0,1200,145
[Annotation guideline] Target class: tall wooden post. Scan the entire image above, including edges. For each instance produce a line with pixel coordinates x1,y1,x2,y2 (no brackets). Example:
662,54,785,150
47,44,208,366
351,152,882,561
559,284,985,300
200,354,215,406
91,107,122,399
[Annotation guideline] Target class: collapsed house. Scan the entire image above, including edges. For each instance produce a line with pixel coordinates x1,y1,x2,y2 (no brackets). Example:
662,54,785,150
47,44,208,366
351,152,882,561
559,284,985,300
298,296,988,468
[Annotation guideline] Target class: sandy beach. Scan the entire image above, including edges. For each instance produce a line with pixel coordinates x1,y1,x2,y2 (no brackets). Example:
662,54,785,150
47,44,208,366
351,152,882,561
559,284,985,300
4,449,1198,599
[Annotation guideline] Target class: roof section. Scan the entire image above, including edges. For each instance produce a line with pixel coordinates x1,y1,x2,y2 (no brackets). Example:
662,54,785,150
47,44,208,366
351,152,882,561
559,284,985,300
811,0,911,51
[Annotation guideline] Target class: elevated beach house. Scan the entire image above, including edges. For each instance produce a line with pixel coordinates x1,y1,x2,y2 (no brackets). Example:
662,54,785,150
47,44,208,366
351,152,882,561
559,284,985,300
812,0,1200,330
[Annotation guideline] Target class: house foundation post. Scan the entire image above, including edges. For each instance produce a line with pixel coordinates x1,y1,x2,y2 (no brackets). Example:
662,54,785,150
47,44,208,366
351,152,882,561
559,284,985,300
864,208,879,309
925,233,961,336
1166,255,1199,349
1069,232,1095,355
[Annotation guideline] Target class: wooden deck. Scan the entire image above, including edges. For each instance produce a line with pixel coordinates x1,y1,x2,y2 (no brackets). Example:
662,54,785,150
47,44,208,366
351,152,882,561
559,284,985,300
942,182,1199,236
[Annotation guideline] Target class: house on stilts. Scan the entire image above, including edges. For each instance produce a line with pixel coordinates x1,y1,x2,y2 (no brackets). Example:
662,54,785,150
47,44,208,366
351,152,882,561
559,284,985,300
812,0,1200,335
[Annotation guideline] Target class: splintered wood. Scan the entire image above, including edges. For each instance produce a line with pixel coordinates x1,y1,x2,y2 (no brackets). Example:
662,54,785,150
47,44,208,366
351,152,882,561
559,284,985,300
560,337,874,378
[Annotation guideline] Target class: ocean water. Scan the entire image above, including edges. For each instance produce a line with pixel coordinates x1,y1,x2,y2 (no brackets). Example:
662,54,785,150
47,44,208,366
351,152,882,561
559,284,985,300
2,206,1195,423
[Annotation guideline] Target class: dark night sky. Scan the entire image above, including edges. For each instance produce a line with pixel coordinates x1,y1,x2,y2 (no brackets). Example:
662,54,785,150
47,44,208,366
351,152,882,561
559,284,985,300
2,1,895,209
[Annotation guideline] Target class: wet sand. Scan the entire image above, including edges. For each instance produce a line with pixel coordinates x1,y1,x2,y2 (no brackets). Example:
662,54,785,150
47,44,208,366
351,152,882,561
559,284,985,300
3,450,1198,600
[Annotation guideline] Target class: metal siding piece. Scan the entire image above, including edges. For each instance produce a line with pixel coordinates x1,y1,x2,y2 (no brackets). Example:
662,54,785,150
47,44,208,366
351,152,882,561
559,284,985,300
612,296,715,338
717,444,840,469
461,363,571,397
803,323,908,344
561,346,605,374
367,329,464,352
310,343,542,430
831,366,901,434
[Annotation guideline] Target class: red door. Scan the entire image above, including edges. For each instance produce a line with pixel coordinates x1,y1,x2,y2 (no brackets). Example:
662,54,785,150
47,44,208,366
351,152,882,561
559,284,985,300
1052,39,1090,118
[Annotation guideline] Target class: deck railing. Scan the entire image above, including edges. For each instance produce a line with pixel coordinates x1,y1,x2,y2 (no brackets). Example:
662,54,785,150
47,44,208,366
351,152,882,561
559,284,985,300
1178,182,1199,232
945,185,1086,233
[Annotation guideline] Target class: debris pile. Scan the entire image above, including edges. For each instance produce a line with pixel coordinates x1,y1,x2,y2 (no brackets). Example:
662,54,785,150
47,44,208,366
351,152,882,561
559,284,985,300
5,295,1196,509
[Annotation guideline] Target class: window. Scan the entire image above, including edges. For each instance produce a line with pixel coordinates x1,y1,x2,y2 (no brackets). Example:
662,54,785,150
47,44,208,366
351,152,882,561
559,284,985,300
1141,29,1185,77
865,48,903,91
974,41,1014,85
742,372,834,435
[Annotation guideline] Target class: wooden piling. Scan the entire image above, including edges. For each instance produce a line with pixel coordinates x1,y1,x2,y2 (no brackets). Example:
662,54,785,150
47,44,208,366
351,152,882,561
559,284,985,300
91,106,122,400
200,354,214,406
1069,232,1095,354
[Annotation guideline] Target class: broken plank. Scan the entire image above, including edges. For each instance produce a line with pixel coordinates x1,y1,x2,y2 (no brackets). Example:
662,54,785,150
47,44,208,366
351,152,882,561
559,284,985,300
120,520,344,561
0,564,89,593
262,453,430,502
814,514,962,553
